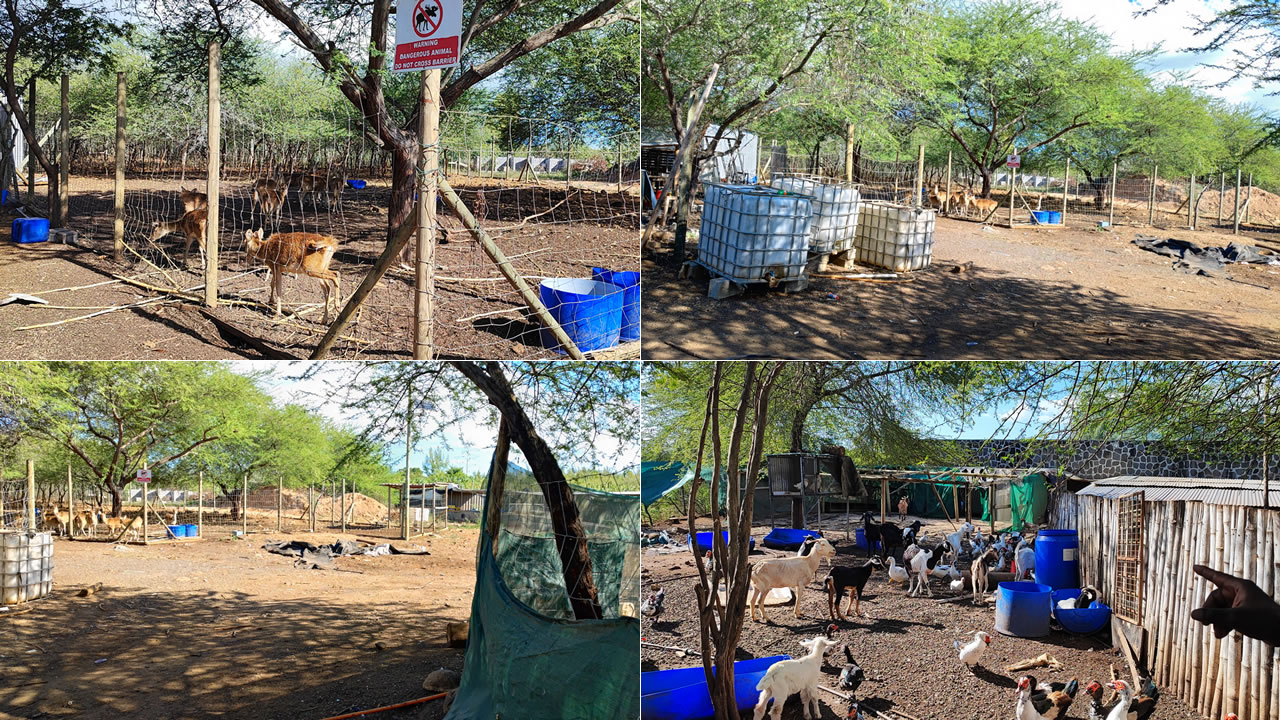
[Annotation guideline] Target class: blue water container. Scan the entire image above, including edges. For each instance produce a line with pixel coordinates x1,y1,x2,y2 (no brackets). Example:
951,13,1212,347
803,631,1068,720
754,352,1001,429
167,525,187,538
641,655,790,720
761,527,822,551
183,524,198,537
12,217,50,243
995,581,1053,638
689,531,754,556
1047,211,1062,224
538,278,624,353
1051,588,1110,634
1034,529,1079,590
592,268,640,342
1,189,8,204
1030,210,1052,224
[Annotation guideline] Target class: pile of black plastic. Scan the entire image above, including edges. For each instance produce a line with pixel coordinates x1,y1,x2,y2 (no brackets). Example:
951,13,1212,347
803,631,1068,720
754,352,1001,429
1133,234,1276,278
261,539,427,569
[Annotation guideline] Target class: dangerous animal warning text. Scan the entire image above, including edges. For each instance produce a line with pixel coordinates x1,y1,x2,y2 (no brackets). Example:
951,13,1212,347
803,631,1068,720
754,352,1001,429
394,0,462,72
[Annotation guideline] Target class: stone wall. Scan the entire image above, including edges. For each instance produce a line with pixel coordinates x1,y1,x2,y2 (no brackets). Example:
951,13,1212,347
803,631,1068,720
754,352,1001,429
941,439,1278,481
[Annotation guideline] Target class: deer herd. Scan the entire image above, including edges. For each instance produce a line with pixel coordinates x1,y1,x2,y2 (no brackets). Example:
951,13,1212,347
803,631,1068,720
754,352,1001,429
37,506,141,543
146,169,347,322
926,183,1000,220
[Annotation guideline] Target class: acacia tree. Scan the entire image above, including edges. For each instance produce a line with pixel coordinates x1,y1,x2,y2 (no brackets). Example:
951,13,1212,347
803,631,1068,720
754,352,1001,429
919,0,1146,197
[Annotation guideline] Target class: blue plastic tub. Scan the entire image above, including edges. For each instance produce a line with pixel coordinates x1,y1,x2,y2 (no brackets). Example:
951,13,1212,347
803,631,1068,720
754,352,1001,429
1030,210,1061,225
167,524,187,538
592,267,640,342
641,655,789,720
1047,211,1062,224
183,524,198,537
689,531,755,556
761,528,822,551
346,179,366,190
12,217,49,243
1,189,7,204
994,581,1052,638
1051,588,1111,634
853,527,881,551
538,278,624,353
1034,529,1079,590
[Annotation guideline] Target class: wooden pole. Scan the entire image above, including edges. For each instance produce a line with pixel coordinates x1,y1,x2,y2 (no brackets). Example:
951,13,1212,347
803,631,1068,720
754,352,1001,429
57,73,68,226
1245,173,1253,224
914,144,924,209
402,383,412,540
387,485,392,528
113,72,126,261
944,150,952,214
241,473,247,536
309,483,315,532
1009,165,1016,227
413,69,440,360
67,465,72,536
1109,161,1117,226
1062,159,1070,226
1234,169,1241,235
880,478,887,523
1190,174,1197,230
26,82,34,202
205,41,221,307
142,464,149,543
25,459,34,530
341,478,347,534
276,475,282,532
198,472,203,537
1148,164,1157,226
1219,172,1225,226
845,123,855,185
617,143,623,190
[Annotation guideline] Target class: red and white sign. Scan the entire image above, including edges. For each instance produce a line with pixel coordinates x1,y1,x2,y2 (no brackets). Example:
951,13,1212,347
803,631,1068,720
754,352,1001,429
394,0,462,72
136,468,152,484
1006,154,1021,168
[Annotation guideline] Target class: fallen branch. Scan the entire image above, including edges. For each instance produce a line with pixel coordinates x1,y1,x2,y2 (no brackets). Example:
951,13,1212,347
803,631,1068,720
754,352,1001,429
640,641,701,656
1005,652,1064,673
16,295,179,330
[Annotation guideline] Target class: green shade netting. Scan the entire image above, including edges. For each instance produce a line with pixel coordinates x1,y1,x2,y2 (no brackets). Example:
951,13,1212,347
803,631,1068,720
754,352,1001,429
445,475,640,720
981,473,1049,531
641,460,727,510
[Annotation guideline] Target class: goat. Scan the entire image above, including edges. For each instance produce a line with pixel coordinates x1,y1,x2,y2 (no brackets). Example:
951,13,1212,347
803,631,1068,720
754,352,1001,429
749,537,835,622
897,496,909,522
860,511,882,558
149,208,208,264
824,557,884,620
901,520,923,547
907,542,947,597
797,536,828,581
972,547,997,605
752,635,837,720
243,229,341,323
179,186,208,213
1015,537,1036,581
945,521,975,559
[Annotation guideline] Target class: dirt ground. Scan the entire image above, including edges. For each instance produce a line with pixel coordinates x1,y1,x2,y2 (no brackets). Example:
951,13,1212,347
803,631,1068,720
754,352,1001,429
640,514,1205,720
0,526,479,720
2,175,638,360
642,217,1280,360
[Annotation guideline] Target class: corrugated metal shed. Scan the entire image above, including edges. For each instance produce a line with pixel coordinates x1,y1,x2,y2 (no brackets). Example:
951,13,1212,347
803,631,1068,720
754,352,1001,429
1078,475,1280,506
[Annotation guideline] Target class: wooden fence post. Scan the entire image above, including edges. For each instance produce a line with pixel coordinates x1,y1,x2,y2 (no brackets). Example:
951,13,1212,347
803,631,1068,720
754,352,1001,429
617,143,623,190
26,82,34,202
1234,169,1241,235
57,73,68,226
845,123,855,185
341,478,347,534
114,72,126,262
1109,162,1117,226
1245,173,1253,224
944,150,952,214
198,472,203,537
1190,174,1197,231
1062,158,1070,226
66,465,72,536
914,144,924,209
277,475,283,532
25,459,34,530
1219,172,1225,226
1009,166,1016,227
308,484,315,532
205,41,221,307
413,69,439,360
1148,164,1157,226
242,473,247,536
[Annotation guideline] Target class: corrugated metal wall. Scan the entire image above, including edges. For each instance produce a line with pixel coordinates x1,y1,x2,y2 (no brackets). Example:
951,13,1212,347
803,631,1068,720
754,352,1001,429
1052,492,1279,720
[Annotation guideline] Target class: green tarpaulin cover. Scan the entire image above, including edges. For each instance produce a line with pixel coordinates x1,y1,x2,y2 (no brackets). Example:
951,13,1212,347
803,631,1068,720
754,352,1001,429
641,460,727,510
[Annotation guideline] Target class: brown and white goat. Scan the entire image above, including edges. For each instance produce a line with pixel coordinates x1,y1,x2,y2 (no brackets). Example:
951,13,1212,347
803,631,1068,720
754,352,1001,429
243,229,341,323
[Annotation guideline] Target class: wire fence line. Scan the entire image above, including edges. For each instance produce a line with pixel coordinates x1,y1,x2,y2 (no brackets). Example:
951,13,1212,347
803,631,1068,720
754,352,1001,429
25,70,641,360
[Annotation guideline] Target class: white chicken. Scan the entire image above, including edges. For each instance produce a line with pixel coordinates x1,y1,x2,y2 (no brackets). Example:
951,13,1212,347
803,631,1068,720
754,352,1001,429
949,578,966,592
887,556,909,585
955,630,991,669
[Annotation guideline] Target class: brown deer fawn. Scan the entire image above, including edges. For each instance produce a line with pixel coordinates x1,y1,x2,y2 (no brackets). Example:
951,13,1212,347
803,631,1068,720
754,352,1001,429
243,229,341,323
179,186,208,213
251,179,285,222
964,189,999,221
149,208,209,264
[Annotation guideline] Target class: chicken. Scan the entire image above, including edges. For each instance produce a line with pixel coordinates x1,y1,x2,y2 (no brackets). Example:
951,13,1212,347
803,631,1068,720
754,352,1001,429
825,623,839,641
955,630,991,669
949,578,966,592
838,645,865,695
641,588,665,617
1017,676,1076,720
1083,681,1107,720
845,700,864,719
887,556,909,585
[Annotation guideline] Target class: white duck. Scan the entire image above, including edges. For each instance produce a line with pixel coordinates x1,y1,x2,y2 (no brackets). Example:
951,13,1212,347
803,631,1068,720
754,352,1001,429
955,630,991,669
887,556,909,585
1104,680,1133,720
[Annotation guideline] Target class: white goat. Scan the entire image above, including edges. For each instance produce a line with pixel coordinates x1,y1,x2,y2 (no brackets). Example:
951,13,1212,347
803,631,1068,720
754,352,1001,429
749,537,835,622
945,521,975,559
908,544,945,597
753,635,837,720
1015,537,1036,581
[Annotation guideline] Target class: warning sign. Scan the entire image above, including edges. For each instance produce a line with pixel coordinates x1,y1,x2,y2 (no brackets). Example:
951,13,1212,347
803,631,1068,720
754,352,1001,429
136,468,152,484
1006,154,1021,168
394,0,462,72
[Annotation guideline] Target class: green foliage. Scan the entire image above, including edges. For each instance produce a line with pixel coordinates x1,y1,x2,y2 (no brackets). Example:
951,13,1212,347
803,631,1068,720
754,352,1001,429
0,0,129,90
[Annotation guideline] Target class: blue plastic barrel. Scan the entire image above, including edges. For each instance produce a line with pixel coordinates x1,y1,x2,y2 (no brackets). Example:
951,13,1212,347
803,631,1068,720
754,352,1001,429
641,655,790,720
1047,211,1062,224
995,581,1052,637
538,278,624,353
1,189,7,204
1030,210,1052,224
12,217,50,243
1034,529,1079,590
689,531,754,556
1051,588,1111,634
183,524,198,537
167,525,187,538
592,268,640,342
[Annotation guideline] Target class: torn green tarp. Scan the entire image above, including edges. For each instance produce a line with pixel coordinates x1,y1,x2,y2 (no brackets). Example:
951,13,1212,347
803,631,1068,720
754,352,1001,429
641,460,727,509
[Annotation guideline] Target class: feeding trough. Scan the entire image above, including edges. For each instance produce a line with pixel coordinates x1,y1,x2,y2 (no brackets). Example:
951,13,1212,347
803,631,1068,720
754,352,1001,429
994,581,1052,638
761,527,822,551
537,278,624,353
1051,588,1111,634
688,530,754,556
346,179,367,189
641,655,790,720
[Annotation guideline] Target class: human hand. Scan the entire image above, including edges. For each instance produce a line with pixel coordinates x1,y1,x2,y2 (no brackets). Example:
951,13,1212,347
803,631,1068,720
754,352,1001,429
1190,565,1280,646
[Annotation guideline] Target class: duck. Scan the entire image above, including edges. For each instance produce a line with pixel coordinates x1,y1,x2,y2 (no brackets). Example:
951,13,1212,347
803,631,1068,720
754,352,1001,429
887,556,909,585
1023,676,1079,720
838,644,865,695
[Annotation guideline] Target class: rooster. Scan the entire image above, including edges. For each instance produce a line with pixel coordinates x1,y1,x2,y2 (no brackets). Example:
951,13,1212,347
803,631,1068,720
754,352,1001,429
1017,676,1076,720
641,588,665,617
955,630,991,670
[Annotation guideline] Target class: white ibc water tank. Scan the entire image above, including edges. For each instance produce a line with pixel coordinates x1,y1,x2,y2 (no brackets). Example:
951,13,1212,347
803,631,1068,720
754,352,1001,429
854,201,936,272
697,183,813,284
770,175,860,256
1,530,53,604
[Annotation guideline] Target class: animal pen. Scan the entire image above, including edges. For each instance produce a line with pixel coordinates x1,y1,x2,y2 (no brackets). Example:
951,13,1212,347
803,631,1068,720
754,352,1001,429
25,60,640,359
1051,476,1280,720
755,133,1266,232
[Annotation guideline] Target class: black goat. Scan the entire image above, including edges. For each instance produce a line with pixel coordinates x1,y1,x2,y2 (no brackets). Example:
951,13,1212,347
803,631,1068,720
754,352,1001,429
824,557,884,620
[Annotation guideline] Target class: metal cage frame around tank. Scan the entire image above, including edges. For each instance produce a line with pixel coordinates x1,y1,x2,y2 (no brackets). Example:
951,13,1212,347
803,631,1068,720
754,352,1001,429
769,173,862,256
695,182,814,285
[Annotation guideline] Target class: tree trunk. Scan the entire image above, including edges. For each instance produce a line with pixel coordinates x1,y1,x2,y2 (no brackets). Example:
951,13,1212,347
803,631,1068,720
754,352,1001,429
451,361,603,620
106,480,123,517
391,141,420,265
980,167,993,198
218,484,242,521
789,399,816,452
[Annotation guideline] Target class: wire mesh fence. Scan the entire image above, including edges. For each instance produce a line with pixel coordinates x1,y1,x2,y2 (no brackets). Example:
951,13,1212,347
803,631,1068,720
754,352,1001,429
32,74,641,359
